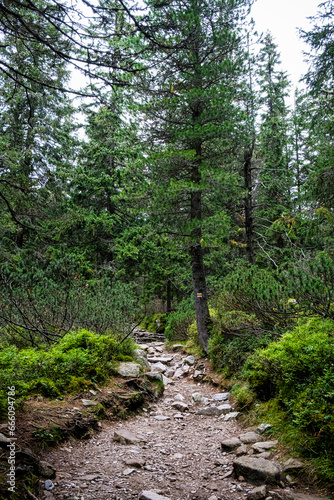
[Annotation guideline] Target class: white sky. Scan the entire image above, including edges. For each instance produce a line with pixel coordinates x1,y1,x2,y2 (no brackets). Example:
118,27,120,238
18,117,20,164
251,0,321,102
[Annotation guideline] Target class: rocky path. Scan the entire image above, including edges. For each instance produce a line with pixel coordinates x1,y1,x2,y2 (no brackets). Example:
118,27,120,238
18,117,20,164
41,342,328,500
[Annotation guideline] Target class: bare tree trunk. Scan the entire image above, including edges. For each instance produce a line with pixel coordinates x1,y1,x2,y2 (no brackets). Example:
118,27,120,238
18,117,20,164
244,145,255,264
189,141,210,353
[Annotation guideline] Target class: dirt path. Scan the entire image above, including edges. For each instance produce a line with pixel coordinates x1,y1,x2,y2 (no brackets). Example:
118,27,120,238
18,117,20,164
40,343,327,500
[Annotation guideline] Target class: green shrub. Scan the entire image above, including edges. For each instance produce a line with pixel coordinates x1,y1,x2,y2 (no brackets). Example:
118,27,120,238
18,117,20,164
165,298,195,341
139,313,167,333
244,317,334,461
0,329,136,417
231,382,256,409
208,325,273,377
185,320,205,358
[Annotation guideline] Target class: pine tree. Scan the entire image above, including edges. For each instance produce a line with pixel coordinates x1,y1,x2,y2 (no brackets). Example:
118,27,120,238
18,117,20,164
255,34,292,262
133,0,253,351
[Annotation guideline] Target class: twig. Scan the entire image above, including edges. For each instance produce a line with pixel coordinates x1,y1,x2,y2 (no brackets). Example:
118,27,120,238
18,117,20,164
118,316,146,345
23,483,40,500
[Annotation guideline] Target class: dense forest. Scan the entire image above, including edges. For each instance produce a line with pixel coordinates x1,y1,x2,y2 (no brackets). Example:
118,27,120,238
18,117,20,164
0,0,334,490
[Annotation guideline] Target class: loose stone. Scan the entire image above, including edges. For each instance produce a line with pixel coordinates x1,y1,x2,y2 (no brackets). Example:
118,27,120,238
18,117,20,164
183,355,196,365
252,441,278,453
212,393,230,402
247,485,268,500
113,429,145,445
221,437,242,451
151,362,168,373
239,431,262,444
282,458,305,473
171,401,188,412
81,399,98,407
139,491,171,500
223,412,240,421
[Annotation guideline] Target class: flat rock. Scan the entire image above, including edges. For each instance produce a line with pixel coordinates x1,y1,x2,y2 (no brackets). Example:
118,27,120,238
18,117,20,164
252,440,278,453
124,458,146,468
256,451,271,459
123,468,137,475
174,393,185,401
212,392,230,402
233,456,280,484
217,403,232,414
154,416,170,421
197,406,222,416
148,357,173,364
151,362,167,373
82,399,97,407
116,362,140,377
146,372,163,382
137,344,149,350
223,412,240,421
171,401,188,412
113,429,145,445
81,474,101,481
285,493,331,500
221,437,242,451
139,491,171,500
239,432,262,444
247,485,267,500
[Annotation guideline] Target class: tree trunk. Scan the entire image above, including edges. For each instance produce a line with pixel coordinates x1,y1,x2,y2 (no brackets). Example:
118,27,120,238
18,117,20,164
189,141,210,353
244,146,255,264
166,280,172,314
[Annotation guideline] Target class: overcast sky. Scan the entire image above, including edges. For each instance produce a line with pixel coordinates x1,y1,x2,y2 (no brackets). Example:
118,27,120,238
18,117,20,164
251,0,321,102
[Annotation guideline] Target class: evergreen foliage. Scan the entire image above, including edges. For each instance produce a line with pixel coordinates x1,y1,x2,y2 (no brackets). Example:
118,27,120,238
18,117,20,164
0,0,333,484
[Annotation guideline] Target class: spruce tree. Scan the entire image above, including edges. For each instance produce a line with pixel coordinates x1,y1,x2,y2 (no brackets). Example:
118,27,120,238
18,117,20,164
133,0,253,351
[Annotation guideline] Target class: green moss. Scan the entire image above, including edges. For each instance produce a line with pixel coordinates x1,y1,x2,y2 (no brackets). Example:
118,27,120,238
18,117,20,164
139,314,167,333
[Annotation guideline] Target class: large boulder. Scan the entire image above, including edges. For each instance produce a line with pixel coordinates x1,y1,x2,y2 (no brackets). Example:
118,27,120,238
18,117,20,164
233,456,280,484
116,362,141,377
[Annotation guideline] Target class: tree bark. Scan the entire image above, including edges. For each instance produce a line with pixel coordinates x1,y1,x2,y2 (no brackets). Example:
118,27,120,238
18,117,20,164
189,141,210,353
166,280,172,314
244,145,255,264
